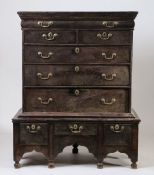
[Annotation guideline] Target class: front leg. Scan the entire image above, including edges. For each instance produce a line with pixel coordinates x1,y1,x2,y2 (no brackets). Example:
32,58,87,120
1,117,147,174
97,162,103,169
48,160,55,168
14,149,22,168
14,161,21,169
97,155,104,169
13,124,21,168
131,162,137,169
128,150,138,169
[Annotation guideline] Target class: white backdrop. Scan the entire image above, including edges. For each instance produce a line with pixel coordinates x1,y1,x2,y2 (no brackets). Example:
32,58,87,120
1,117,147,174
0,0,154,174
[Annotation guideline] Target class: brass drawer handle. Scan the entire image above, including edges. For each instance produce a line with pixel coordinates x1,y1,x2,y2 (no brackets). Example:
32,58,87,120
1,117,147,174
26,124,41,134
37,72,53,80
110,124,125,133
38,51,53,59
101,98,116,105
101,73,116,81
97,32,112,40
74,66,80,72
42,32,58,41
102,21,118,28
38,21,53,28
69,124,84,134
102,53,117,60
74,89,80,96
75,47,80,54
38,97,53,105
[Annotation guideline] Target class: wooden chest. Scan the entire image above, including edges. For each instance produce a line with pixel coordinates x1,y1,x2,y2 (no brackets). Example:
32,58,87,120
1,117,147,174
12,11,140,169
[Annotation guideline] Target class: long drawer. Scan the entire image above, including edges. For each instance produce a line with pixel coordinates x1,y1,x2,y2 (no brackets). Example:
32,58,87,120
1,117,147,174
21,20,134,29
23,88,129,112
24,65,129,86
24,46,130,64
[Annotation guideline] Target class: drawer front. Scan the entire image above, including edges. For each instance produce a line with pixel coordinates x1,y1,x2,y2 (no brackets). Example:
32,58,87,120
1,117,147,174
24,46,130,64
24,88,129,112
24,65,129,86
79,31,132,45
24,30,76,44
103,124,132,145
54,123,97,135
20,123,48,145
22,20,134,29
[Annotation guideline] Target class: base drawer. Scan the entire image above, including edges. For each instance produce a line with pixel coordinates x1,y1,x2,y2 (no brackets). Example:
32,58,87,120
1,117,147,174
54,123,97,135
103,123,132,146
20,123,48,145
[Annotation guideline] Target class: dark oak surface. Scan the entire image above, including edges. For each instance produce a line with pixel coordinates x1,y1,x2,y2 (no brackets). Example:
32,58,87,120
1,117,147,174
24,46,130,64
20,123,48,145
13,109,140,168
103,124,132,145
13,11,140,169
23,88,129,112
24,65,129,86
21,20,135,29
14,108,139,120
24,30,76,44
79,31,132,45
18,11,138,21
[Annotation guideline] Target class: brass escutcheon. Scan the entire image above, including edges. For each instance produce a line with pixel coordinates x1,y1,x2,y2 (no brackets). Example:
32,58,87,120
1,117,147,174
74,47,80,54
74,89,80,96
74,66,80,72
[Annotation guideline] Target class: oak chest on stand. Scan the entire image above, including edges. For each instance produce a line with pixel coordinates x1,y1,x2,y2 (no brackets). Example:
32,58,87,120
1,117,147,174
13,11,140,169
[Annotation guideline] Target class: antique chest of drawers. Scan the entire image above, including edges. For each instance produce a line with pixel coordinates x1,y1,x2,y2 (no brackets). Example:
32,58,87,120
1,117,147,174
12,12,140,169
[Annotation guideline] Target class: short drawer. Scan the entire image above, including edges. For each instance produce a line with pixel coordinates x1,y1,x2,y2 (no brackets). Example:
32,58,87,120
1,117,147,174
103,124,132,146
79,30,132,45
23,88,129,112
24,65,129,86
54,123,97,135
20,123,48,145
24,46,130,64
24,30,76,44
